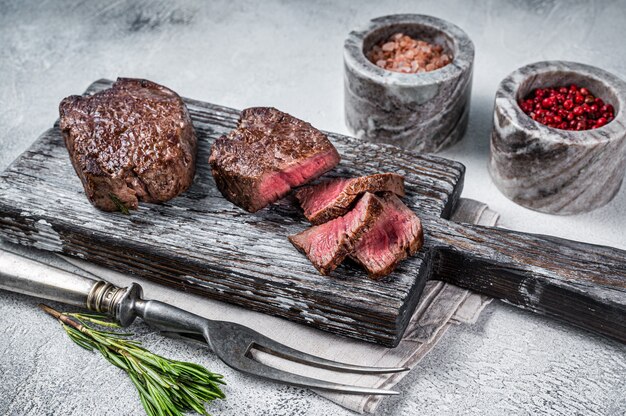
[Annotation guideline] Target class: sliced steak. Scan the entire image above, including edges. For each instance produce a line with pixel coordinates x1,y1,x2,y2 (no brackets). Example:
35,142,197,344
295,173,405,224
289,192,382,275
59,78,197,212
351,193,423,279
209,107,340,212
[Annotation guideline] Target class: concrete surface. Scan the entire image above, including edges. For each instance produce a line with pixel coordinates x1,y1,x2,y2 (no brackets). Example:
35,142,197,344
0,0,625,415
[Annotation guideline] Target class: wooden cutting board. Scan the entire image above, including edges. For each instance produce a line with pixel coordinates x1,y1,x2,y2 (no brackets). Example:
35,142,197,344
3,79,625,346
0,79,464,347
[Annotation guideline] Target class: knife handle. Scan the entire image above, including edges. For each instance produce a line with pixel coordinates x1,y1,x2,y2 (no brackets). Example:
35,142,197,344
0,250,141,326
428,217,626,343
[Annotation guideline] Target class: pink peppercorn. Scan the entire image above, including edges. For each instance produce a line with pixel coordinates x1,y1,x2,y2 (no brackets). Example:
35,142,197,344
519,85,615,130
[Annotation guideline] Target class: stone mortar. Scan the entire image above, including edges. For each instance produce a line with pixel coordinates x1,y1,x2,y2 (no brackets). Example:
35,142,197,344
489,61,626,215
343,14,474,153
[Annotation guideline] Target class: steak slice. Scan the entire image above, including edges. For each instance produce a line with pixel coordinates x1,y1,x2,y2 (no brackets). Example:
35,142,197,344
209,107,340,212
351,193,424,279
295,173,405,224
289,192,382,275
59,78,197,212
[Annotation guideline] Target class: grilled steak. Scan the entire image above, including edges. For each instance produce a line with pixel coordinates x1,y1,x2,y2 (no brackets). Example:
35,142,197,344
209,107,340,212
289,192,382,275
351,193,423,279
59,78,197,212
295,173,405,224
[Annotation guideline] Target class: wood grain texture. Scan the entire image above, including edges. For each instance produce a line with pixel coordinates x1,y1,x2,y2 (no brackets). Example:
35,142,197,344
428,218,626,343
0,79,465,347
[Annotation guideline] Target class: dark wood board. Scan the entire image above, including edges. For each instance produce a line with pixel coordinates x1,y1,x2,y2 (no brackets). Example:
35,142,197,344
0,79,464,347
428,219,626,343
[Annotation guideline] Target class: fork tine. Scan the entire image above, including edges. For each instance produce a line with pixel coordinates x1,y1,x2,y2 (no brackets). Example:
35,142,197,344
252,333,409,374
161,331,400,396
163,329,408,375
230,354,400,395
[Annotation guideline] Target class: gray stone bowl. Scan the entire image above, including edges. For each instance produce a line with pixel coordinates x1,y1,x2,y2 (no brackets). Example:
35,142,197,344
343,14,474,153
489,61,626,215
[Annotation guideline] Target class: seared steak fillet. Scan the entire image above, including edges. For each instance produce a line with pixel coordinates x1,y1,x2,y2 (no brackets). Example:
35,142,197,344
289,192,382,275
296,173,405,224
351,193,423,279
209,107,340,212
59,78,197,212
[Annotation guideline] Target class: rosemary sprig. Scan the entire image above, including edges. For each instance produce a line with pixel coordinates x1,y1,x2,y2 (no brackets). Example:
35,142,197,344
109,193,130,215
39,304,225,416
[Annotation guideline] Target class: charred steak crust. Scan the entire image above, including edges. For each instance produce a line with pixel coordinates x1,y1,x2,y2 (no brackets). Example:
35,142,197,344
295,173,405,224
351,193,424,279
288,192,383,275
59,78,197,212
209,107,341,213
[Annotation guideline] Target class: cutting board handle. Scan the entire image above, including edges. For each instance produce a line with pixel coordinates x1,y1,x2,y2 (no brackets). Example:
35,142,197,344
428,217,626,343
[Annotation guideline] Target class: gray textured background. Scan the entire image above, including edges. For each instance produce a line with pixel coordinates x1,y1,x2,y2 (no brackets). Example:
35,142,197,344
1,0,625,415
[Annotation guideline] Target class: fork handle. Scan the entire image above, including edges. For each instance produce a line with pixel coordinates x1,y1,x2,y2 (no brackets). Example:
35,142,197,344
133,299,210,335
0,249,206,334
0,250,141,326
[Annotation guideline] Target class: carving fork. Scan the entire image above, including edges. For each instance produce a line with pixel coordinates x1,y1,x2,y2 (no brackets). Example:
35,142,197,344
0,250,407,395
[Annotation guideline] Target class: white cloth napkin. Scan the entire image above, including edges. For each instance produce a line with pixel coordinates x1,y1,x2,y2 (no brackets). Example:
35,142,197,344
2,198,498,414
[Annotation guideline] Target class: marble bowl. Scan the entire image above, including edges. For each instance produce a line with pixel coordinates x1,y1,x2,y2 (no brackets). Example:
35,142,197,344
489,61,626,215
343,14,474,153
